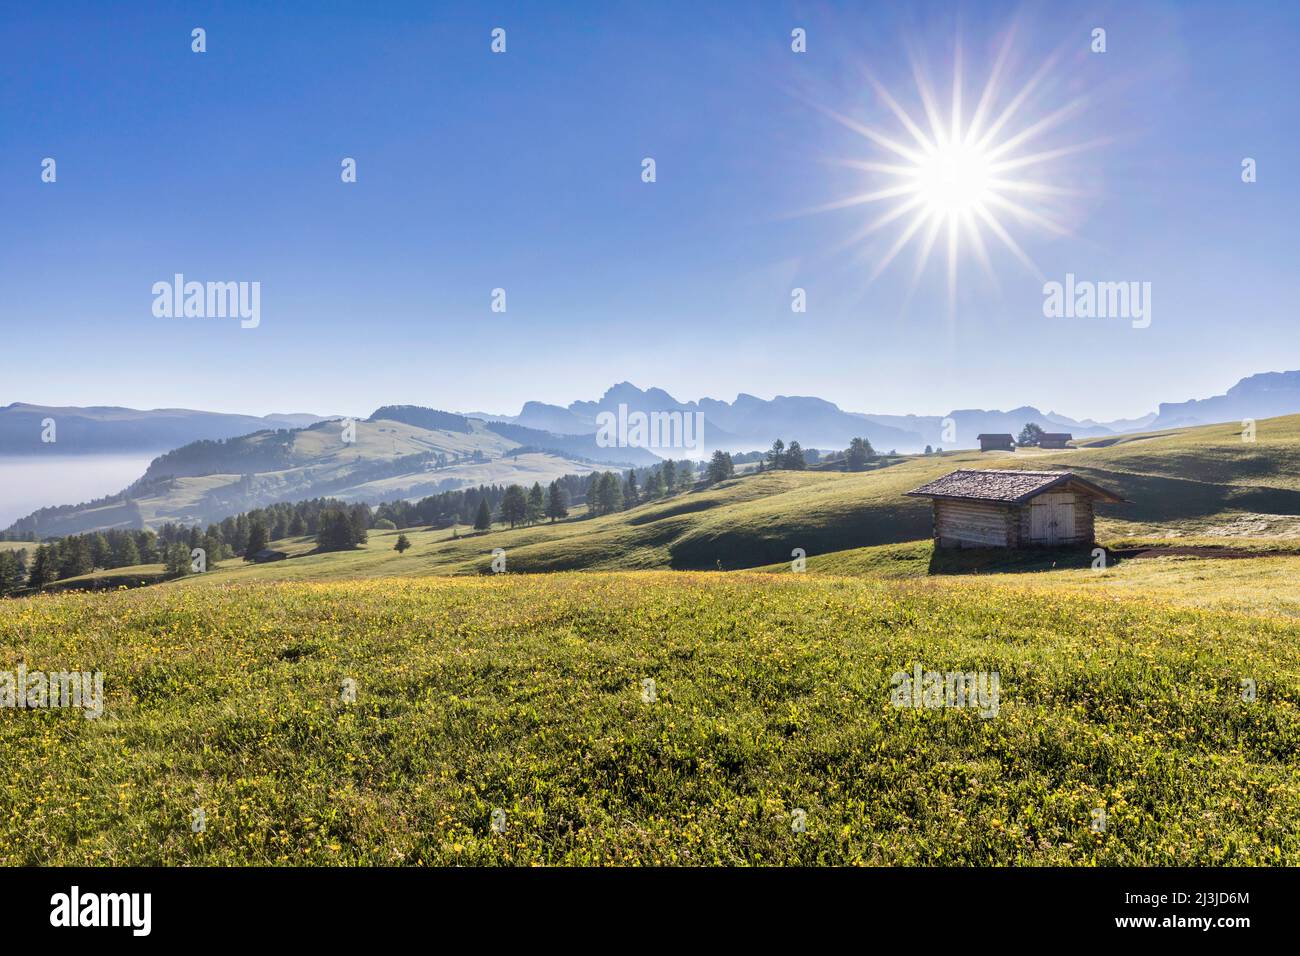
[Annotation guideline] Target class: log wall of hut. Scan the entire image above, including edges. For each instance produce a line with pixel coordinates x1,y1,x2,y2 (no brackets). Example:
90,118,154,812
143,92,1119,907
935,493,1096,548
933,499,1017,548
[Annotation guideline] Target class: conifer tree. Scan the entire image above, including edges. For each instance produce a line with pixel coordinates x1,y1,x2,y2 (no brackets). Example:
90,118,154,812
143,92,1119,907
707,450,735,484
500,485,528,528
526,482,546,524
544,481,569,522
245,518,269,557
28,545,58,588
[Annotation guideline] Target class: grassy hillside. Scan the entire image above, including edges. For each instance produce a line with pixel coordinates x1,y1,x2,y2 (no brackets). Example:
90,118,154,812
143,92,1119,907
11,417,597,537
3,573,1298,865
17,410,1300,548
127,413,1300,589
1021,415,1300,539
157,465,944,584
1073,415,1300,488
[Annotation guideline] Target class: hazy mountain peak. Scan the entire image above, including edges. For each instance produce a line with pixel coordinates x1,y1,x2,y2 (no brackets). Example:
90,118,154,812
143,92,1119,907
1153,369,1300,427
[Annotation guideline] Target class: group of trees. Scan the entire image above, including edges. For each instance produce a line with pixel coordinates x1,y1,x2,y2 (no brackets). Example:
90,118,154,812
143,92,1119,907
587,459,700,518
464,480,570,530
706,451,736,483
0,522,221,594
844,437,876,470
0,550,29,597
1017,423,1045,447
315,505,370,552
817,437,877,471
457,459,703,528
144,431,297,481
585,473,626,517
759,439,808,471
734,436,883,474
0,497,385,594
372,477,588,532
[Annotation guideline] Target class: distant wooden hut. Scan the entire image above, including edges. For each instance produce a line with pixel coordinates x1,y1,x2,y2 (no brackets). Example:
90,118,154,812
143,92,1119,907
977,433,1015,452
906,469,1125,548
250,548,288,563
1039,433,1074,449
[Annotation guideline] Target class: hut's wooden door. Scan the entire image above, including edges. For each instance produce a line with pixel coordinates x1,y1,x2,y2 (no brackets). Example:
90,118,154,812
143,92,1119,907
1029,493,1076,544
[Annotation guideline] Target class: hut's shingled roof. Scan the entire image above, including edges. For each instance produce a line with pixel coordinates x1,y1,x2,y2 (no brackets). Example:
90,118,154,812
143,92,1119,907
905,469,1124,504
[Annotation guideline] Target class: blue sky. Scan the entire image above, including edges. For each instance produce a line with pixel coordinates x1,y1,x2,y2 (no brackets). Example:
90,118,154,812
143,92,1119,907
2,0,1297,422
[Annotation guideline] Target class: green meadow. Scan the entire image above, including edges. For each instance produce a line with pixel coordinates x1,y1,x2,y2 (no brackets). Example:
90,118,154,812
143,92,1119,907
3,414,1300,864
3,573,1298,865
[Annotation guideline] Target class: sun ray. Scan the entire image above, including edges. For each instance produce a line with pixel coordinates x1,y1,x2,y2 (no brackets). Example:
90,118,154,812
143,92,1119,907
985,178,1083,198
863,72,937,155
961,207,999,290
984,96,1090,162
973,202,1043,279
950,41,963,147
867,205,933,284
894,211,945,311
829,193,928,254
946,214,960,308
808,102,928,165
909,49,950,149
973,48,1060,152
987,138,1109,174
910,212,946,288
982,192,1073,237
793,182,921,217
822,157,922,177
964,27,1017,146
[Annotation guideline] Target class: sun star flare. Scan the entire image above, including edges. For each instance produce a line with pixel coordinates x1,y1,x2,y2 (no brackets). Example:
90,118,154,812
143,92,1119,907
812,37,1097,307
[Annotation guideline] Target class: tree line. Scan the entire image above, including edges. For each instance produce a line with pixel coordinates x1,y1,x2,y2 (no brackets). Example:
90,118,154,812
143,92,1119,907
0,498,373,595
730,436,878,474
0,437,883,598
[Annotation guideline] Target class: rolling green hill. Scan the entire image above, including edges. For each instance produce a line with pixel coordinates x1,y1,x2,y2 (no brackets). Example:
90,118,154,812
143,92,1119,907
8,416,602,537
145,413,1300,591
21,412,1300,595
1019,416,1300,538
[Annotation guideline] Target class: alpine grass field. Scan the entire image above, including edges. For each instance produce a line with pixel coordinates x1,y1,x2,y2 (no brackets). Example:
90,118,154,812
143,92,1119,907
3,574,1298,865
3,417,1300,865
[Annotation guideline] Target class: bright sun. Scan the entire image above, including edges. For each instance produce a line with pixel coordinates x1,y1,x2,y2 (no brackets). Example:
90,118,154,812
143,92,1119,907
914,141,993,217
806,34,1101,307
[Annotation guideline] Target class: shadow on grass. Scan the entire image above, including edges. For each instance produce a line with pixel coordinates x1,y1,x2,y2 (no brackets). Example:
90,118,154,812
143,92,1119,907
41,570,168,594
926,541,1300,576
667,504,934,570
926,546,1101,576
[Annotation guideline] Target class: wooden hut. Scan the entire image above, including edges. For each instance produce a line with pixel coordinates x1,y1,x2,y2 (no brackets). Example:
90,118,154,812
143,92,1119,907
1039,433,1074,449
906,469,1124,548
977,433,1015,452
